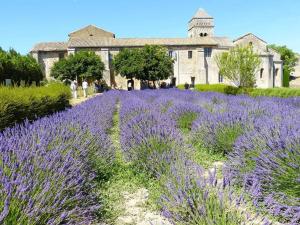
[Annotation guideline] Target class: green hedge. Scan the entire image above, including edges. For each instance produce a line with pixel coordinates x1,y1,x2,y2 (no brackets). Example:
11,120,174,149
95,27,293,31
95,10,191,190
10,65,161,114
178,84,242,95
177,84,300,98
249,88,300,97
0,83,71,130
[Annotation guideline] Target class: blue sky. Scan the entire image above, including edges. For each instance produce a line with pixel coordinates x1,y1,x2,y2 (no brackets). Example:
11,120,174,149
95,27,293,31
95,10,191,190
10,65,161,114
0,0,299,54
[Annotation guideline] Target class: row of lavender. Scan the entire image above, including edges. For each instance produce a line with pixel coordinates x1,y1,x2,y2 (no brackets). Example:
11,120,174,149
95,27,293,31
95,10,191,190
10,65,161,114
0,92,118,224
119,89,299,225
190,92,300,224
119,90,261,224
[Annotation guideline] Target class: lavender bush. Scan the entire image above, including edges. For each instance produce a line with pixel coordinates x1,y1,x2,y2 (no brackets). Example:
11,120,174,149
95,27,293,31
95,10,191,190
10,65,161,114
118,90,273,224
118,89,300,224
225,114,300,224
0,93,117,224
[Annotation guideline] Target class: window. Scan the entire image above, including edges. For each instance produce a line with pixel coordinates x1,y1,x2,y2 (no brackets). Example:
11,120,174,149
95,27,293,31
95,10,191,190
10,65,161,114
191,77,195,88
204,33,208,37
169,50,173,57
200,33,204,37
260,68,264,79
188,51,193,59
218,73,223,83
204,48,212,57
58,52,65,61
109,53,113,61
249,42,253,46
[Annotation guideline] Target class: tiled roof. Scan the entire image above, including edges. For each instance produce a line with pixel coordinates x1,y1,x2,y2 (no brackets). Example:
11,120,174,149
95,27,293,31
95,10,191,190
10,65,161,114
67,37,219,48
30,37,233,52
212,37,233,48
31,42,68,52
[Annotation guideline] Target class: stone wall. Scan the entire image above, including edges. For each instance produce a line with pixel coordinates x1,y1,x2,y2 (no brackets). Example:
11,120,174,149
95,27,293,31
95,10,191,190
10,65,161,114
293,56,300,77
38,52,65,80
35,43,282,89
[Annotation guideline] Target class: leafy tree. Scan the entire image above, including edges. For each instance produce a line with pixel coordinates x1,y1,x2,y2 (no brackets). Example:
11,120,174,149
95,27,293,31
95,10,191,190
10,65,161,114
112,48,144,80
0,48,42,85
139,45,174,87
51,51,105,82
215,45,261,88
113,45,174,88
268,44,298,87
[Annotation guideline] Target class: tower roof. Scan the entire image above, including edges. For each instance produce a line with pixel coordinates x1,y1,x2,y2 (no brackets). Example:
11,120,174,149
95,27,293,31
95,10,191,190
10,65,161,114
193,8,213,19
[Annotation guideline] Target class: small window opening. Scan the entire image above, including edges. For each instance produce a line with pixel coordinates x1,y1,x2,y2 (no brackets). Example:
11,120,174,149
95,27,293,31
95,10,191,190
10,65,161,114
260,68,264,79
58,53,65,61
188,51,193,59
218,73,223,83
204,48,212,58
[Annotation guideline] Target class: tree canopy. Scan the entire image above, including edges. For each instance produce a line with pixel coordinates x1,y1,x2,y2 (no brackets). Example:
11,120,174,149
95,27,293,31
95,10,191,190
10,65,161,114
51,51,105,82
112,45,174,86
215,45,261,88
112,48,144,80
0,48,43,85
268,44,298,87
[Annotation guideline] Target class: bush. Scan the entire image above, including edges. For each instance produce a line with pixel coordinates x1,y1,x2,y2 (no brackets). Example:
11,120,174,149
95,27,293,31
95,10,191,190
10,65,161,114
178,84,300,98
249,87,300,97
0,93,117,224
0,83,71,130
178,84,241,95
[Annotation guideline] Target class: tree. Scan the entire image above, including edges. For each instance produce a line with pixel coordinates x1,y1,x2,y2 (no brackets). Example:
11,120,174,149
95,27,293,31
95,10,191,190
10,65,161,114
51,51,105,82
0,48,42,85
112,45,174,88
112,48,144,80
215,45,261,88
268,44,298,87
138,45,174,87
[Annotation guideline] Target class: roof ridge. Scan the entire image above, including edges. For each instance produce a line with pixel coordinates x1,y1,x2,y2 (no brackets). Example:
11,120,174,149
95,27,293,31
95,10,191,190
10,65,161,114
234,33,267,43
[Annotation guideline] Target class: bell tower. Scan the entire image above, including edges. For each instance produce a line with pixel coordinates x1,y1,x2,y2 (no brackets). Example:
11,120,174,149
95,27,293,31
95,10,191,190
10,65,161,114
188,8,214,37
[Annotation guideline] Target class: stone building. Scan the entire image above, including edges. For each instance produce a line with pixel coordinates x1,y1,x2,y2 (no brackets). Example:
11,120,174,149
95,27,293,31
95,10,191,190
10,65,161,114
31,8,283,88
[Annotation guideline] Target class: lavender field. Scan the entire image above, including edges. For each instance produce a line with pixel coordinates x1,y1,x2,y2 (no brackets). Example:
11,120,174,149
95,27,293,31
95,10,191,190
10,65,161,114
1,89,299,225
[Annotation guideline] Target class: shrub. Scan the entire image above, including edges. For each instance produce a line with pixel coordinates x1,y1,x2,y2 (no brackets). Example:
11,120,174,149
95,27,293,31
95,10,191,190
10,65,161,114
224,112,300,223
249,88,300,97
0,83,71,130
192,110,247,156
161,164,254,225
179,83,300,98
0,93,117,224
178,84,241,95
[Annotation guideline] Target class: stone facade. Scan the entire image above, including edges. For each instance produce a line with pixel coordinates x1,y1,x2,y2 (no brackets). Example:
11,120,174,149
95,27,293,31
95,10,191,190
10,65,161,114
31,8,283,88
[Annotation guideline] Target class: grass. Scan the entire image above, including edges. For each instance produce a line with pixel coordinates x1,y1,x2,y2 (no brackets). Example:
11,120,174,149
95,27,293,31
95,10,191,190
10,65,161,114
177,112,198,133
193,145,226,169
